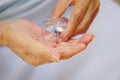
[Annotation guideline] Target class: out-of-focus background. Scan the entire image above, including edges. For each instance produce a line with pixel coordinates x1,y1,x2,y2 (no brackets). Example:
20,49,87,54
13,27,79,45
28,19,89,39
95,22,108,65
0,0,120,80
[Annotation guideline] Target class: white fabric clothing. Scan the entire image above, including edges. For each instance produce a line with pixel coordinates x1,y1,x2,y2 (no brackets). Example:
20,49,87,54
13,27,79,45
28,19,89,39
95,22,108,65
0,0,120,80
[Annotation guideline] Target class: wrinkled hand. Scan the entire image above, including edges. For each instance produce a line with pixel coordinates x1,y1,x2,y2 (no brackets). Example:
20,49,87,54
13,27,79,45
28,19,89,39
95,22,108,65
51,0,100,41
0,20,94,66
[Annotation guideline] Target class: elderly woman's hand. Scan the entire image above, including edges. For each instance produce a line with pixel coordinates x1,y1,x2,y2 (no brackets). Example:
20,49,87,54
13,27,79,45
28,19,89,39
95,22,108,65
51,0,100,41
0,20,94,66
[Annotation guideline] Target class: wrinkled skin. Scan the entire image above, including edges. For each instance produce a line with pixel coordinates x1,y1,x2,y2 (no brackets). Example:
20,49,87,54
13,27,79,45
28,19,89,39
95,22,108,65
51,0,100,41
0,20,94,66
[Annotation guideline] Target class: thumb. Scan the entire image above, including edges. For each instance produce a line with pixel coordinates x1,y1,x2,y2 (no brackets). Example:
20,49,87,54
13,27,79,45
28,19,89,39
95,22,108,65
50,0,73,19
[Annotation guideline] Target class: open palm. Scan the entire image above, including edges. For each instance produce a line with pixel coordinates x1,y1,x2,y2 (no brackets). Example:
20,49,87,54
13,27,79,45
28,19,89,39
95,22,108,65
0,20,94,66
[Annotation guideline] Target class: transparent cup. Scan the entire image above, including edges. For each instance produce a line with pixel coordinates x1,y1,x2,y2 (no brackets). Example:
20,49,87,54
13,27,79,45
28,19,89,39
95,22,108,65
42,17,68,43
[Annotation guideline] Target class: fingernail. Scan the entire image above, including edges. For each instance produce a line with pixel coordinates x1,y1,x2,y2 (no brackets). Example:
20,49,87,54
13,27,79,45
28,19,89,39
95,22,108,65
62,36,69,41
88,33,95,40
51,54,60,62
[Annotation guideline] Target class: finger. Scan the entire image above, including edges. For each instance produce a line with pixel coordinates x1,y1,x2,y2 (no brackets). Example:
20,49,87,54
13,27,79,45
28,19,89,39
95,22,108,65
50,0,73,19
75,0,100,34
62,0,91,41
60,33,94,59
79,33,94,45
60,43,86,59
69,0,76,6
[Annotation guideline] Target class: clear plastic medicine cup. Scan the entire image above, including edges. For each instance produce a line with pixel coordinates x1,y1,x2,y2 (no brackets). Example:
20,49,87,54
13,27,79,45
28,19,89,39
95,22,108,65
43,17,68,43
